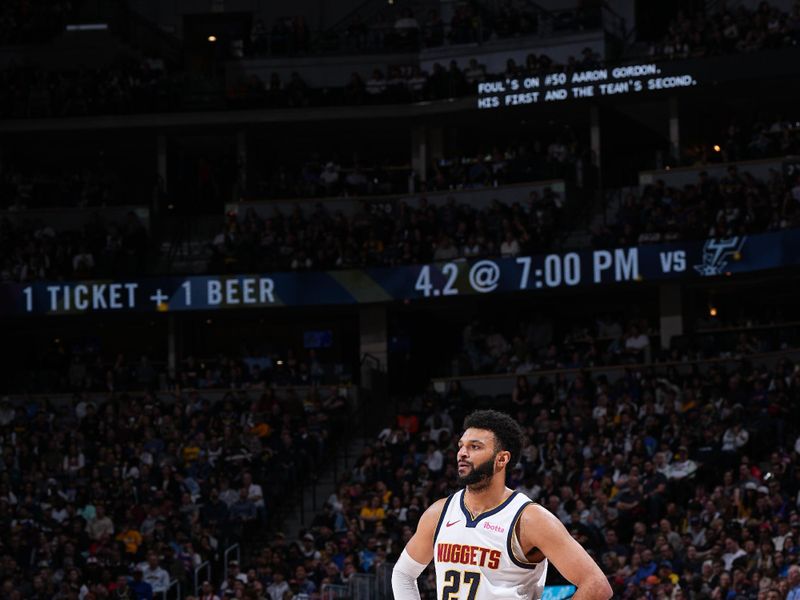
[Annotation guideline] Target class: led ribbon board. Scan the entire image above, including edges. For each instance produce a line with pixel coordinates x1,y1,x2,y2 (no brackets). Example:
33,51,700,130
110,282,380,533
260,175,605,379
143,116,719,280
2,229,799,316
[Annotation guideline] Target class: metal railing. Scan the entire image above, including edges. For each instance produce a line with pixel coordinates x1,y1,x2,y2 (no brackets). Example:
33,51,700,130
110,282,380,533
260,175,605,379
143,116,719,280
348,573,376,600
161,579,180,600
375,563,394,599
223,543,240,581
320,583,349,599
193,560,211,596
337,567,577,600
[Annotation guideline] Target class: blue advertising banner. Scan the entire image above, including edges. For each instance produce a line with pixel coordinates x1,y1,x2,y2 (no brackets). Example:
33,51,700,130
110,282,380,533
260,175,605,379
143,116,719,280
2,230,799,316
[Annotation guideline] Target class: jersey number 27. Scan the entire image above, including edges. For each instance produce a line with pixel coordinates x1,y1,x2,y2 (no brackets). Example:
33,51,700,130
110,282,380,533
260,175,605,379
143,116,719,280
442,570,481,600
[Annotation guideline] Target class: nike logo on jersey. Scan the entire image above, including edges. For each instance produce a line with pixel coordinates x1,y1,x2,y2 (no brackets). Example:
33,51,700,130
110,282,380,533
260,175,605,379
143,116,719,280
446,520,461,527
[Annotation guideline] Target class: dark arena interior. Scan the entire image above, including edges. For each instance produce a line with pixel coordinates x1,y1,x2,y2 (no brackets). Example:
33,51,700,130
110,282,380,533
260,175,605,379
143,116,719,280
2,0,800,599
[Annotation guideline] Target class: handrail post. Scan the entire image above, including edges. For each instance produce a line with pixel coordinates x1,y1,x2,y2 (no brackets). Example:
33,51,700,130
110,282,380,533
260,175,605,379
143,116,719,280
223,543,240,581
194,560,211,596
161,579,180,600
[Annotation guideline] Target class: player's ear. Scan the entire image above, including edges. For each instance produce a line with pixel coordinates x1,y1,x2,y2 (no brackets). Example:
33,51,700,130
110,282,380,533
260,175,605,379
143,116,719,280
496,450,510,469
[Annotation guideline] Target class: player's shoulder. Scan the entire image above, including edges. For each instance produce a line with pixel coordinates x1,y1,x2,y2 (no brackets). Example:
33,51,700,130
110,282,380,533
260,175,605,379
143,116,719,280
423,495,452,518
518,501,559,527
418,493,456,528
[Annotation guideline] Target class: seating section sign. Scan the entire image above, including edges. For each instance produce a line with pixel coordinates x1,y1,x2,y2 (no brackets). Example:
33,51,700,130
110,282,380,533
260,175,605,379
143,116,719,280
2,230,798,316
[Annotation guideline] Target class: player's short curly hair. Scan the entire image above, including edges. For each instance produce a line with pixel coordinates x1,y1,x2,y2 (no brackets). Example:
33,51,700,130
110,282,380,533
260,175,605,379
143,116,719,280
462,409,523,466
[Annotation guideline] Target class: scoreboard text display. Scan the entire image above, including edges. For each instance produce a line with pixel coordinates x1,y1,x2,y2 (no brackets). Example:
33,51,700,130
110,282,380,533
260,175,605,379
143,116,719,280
477,63,699,110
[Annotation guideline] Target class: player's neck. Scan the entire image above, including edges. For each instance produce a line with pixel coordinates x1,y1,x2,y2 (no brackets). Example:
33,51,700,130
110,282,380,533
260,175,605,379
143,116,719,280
464,479,511,514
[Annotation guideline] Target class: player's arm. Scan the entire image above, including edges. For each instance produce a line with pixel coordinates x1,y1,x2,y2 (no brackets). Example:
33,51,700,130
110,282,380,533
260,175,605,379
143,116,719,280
391,497,447,600
519,504,612,600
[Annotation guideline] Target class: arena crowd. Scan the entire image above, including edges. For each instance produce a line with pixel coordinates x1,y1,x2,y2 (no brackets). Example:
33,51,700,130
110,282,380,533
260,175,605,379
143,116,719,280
3,350,799,599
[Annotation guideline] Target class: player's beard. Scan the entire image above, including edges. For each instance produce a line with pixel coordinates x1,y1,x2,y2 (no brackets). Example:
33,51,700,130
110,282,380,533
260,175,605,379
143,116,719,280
457,453,497,489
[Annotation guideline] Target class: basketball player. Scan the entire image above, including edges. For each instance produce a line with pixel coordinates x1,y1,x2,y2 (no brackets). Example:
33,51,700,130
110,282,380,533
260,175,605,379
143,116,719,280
392,410,612,599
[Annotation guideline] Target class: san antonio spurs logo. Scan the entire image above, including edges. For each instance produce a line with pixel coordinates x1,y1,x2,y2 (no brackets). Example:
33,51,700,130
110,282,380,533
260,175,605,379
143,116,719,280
693,237,746,276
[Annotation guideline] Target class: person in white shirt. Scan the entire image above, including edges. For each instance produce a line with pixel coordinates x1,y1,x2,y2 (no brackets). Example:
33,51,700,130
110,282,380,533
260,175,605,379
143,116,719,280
666,447,698,480
198,580,221,600
395,9,420,32
721,537,746,570
366,70,387,96
86,504,114,541
425,410,454,444
462,235,482,258
722,423,749,451
243,472,264,509
138,552,170,595
267,570,290,600
652,451,677,485
299,533,322,560
464,58,486,84
243,472,266,523
425,443,444,473
0,399,14,426
63,449,86,475
624,327,649,351
72,247,95,273
219,561,248,593
686,517,707,548
433,237,459,261
50,500,69,525
219,478,239,508
500,232,520,257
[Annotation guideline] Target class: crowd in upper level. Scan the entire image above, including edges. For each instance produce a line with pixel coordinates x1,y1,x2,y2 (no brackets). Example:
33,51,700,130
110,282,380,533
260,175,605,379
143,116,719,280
11,345,347,396
445,309,800,379
649,0,800,61
250,1,606,57
0,212,148,283
0,0,72,46
593,167,800,249
3,160,800,284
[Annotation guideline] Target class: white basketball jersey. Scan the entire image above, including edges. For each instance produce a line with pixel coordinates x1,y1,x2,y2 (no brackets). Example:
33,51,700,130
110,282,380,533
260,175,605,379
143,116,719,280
433,489,547,600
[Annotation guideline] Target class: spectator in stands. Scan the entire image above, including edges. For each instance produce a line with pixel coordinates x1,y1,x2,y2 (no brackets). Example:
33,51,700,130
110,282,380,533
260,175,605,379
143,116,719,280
394,9,420,48
344,72,366,104
464,58,486,85
366,69,387,98
285,71,310,107
128,569,153,600
138,552,170,595
250,19,268,55
266,570,289,600
199,579,221,600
